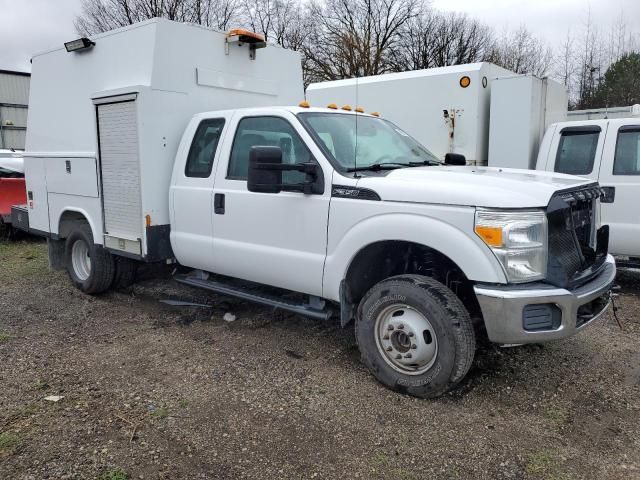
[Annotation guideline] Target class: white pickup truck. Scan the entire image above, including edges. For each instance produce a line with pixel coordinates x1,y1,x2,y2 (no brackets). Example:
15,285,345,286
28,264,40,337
15,19,616,398
536,118,640,263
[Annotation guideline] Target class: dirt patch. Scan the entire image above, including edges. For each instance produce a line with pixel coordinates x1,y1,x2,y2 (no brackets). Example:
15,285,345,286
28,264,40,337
1,240,639,479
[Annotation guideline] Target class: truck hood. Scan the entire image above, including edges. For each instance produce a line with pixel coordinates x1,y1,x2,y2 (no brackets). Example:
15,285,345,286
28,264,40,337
357,166,594,208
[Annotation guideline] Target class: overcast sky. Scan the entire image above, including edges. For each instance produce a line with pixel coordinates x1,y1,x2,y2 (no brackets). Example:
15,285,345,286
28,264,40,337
1,0,639,72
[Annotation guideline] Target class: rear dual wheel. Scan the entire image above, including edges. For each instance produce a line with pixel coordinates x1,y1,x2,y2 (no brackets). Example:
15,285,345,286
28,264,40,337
356,274,476,398
65,225,114,294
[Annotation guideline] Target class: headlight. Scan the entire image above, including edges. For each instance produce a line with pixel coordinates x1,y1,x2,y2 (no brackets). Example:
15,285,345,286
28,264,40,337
475,209,547,283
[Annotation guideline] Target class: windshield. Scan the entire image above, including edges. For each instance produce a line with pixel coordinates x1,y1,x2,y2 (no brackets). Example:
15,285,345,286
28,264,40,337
298,112,440,171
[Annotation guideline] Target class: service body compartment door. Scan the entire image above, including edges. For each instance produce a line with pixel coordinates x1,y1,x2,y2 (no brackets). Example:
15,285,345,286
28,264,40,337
96,97,143,256
23,155,50,234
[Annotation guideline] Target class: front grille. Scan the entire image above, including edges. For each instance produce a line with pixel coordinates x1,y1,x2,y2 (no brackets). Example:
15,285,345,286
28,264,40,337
546,185,608,289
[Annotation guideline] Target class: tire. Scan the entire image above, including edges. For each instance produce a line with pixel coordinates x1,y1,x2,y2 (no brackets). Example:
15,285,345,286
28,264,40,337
65,224,114,294
111,256,138,290
355,274,476,398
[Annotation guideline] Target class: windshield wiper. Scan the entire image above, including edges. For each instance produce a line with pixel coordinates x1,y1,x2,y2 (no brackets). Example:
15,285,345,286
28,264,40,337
408,160,442,166
346,162,411,172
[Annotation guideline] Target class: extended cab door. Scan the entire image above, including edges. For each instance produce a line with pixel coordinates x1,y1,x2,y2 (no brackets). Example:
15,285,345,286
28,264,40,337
595,120,640,256
210,110,331,297
170,114,231,272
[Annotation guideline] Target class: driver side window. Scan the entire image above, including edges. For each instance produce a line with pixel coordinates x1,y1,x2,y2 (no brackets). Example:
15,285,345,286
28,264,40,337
227,116,314,183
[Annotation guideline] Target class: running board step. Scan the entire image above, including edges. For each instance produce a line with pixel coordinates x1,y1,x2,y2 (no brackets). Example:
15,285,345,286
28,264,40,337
174,274,332,321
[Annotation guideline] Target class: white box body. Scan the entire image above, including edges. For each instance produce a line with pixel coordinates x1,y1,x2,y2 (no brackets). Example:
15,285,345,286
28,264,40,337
306,63,514,165
488,75,568,169
24,18,303,258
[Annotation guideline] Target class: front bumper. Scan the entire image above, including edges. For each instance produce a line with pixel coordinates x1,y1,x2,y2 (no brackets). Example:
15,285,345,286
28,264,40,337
474,254,616,344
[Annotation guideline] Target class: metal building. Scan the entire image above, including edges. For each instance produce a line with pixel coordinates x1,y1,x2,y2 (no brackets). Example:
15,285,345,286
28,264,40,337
0,69,30,150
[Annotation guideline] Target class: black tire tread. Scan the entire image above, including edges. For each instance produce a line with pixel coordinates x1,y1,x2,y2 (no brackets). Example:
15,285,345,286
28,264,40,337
112,256,137,290
65,224,114,294
356,274,476,398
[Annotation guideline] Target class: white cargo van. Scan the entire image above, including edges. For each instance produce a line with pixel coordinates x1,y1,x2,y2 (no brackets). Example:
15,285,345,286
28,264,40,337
14,20,615,398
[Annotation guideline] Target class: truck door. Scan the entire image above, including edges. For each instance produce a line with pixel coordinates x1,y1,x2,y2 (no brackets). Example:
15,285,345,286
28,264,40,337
596,122,640,256
211,112,330,297
170,116,229,272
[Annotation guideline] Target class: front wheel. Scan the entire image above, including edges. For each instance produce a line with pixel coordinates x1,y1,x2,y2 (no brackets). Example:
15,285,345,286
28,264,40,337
355,274,476,398
65,224,114,294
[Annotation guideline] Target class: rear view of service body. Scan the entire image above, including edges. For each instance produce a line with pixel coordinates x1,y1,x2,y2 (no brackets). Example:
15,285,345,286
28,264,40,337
15,19,616,398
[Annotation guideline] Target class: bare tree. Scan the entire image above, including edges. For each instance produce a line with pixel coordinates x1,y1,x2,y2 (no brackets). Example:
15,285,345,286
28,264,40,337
303,0,420,83
392,11,493,71
484,25,553,77
76,0,240,35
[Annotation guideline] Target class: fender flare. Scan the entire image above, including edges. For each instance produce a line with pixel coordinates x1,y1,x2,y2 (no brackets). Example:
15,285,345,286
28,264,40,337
322,212,507,301
55,207,101,245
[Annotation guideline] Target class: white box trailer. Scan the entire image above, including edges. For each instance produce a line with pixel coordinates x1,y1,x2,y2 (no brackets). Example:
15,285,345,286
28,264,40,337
24,18,303,260
306,64,568,167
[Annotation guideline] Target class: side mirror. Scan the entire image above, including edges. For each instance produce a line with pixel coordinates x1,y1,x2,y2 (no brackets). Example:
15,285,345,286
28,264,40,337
247,146,322,194
444,153,466,166
248,146,283,193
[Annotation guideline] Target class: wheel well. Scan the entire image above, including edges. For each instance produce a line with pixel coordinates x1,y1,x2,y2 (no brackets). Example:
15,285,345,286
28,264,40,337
58,211,91,239
341,241,481,325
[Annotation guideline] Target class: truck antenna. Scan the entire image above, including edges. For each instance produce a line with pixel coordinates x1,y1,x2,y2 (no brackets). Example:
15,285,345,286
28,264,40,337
354,69,360,178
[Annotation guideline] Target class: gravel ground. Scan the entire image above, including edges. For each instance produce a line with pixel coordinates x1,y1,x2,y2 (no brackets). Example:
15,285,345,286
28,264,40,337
1,239,639,480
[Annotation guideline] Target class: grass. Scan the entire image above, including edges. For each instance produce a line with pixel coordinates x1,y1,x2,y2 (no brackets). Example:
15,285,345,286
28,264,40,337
98,468,129,480
544,406,569,424
15,404,37,419
526,450,555,475
0,432,20,455
151,406,170,419
0,332,10,342
178,399,189,408
370,452,391,469
32,379,49,390
0,240,57,284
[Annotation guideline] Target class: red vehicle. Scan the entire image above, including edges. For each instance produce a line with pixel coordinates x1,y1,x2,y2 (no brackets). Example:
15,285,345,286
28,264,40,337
0,151,26,234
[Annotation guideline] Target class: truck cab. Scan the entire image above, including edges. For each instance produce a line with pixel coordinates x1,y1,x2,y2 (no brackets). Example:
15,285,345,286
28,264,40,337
536,118,640,258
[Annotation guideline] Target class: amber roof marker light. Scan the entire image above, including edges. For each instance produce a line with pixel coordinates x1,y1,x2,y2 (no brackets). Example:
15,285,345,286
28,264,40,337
459,76,471,88
299,101,310,108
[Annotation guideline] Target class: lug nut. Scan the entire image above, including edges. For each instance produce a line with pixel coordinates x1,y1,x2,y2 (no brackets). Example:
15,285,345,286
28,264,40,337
395,354,402,360
387,325,394,331
404,353,412,359
383,334,390,340
411,344,417,349
408,332,414,337
397,324,404,330
386,346,393,352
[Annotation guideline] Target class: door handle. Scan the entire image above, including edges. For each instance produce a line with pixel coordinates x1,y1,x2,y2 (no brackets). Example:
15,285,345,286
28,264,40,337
600,186,615,203
214,193,225,214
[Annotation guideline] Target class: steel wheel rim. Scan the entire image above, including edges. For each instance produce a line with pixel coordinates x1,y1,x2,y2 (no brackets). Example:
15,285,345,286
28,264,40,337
374,304,438,375
71,240,91,281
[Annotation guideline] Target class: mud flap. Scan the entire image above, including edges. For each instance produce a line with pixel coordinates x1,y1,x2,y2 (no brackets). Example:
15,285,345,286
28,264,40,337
48,238,66,270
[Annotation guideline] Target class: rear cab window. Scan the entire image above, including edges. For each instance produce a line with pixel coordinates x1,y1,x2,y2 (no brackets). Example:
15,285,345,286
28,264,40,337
613,126,640,175
554,127,601,175
185,118,226,178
